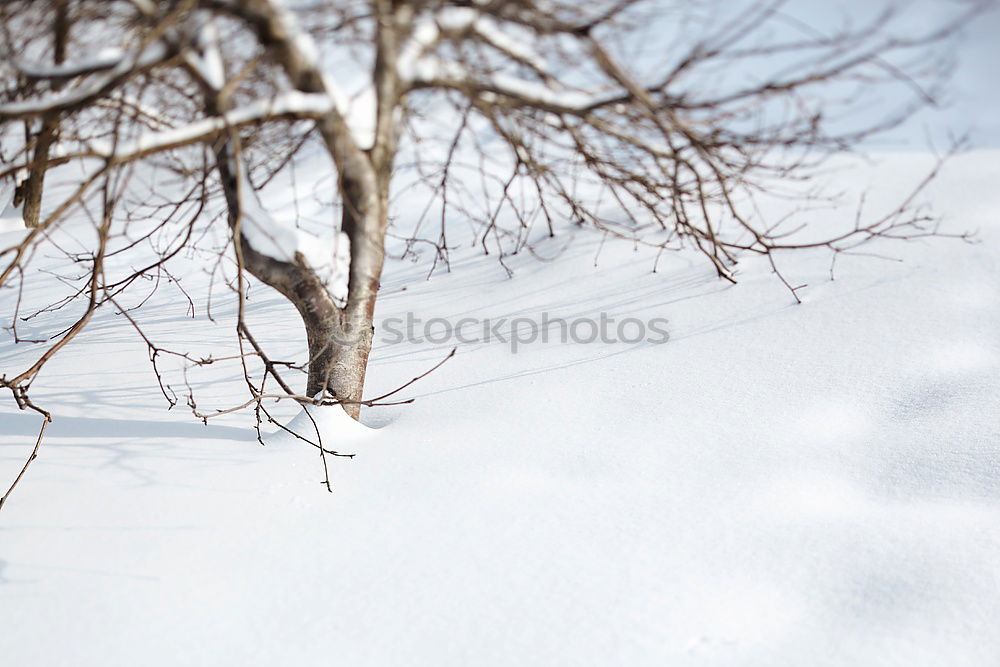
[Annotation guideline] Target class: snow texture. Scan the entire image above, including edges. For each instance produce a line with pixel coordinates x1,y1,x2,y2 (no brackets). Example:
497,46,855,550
0,182,25,231
1,152,999,666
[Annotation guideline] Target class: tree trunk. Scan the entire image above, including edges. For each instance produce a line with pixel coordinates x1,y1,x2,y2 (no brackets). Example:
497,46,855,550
305,315,372,420
216,142,389,420
20,118,58,228
20,0,69,228
307,183,389,419
216,0,400,421
276,199,387,420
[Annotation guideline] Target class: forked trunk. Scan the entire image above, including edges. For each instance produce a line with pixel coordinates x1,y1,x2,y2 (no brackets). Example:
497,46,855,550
217,144,388,421
302,300,376,421
308,190,389,419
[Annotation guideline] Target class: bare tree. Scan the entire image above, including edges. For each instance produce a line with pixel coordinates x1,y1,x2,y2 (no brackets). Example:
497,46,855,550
0,0,979,503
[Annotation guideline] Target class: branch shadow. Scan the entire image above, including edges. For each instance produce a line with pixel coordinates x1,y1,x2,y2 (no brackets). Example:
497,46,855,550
0,412,254,442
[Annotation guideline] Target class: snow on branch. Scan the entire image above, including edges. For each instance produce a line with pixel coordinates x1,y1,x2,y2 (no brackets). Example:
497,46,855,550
1,42,173,120
184,16,226,92
16,47,137,80
469,15,548,73
398,6,549,84
209,0,368,152
89,92,333,163
0,91,340,177
411,58,596,112
230,157,349,303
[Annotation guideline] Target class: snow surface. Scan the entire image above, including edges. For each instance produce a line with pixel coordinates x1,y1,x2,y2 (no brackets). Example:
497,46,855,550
0,185,24,231
1,152,999,665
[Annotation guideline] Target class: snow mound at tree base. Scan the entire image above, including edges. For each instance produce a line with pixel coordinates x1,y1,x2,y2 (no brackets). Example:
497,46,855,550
267,403,378,447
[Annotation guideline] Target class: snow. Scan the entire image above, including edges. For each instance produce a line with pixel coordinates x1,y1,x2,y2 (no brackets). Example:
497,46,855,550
1,42,170,118
345,86,377,151
398,19,441,83
0,185,24,231
271,0,320,65
277,403,378,445
398,7,546,83
436,7,479,32
15,47,124,79
486,71,593,109
471,15,547,72
186,18,225,92
258,0,356,144
1,151,999,665
235,165,349,301
86,91,334,161
408,57,594,110
398,8,577,108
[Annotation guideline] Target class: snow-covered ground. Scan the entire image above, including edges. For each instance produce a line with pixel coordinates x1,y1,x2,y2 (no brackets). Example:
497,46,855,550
1,151,998,665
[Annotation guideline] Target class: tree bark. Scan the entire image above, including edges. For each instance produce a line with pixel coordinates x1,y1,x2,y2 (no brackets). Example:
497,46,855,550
210,0,401,420
20,0,69,228
215,142,389,420
305,169,390,419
